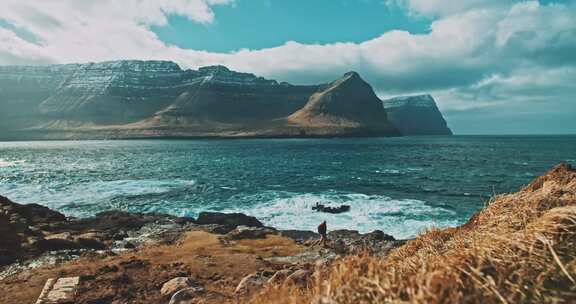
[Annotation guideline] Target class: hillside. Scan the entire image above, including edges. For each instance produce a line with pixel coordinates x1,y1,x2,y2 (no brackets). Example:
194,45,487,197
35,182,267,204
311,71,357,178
254,163,576,303
0,61,402,140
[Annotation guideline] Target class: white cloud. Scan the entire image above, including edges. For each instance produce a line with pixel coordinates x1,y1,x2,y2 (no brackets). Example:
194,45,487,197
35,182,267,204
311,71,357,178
394,0,513,17
0,0,234,64
0,0,575,133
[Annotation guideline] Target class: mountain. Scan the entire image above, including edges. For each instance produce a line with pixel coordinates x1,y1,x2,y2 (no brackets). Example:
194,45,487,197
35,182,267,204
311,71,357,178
0,60,400,140
382,94,453,135
287,72,399,136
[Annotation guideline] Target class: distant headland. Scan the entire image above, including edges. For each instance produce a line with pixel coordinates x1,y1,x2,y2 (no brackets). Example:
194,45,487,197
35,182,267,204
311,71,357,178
0,60,452,140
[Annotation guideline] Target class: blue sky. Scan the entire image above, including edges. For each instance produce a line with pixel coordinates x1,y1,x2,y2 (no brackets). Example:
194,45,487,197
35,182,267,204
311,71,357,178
0,0,575,134
152,0,431,52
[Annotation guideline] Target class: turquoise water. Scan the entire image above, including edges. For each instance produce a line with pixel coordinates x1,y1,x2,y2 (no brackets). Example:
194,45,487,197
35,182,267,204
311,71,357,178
0,136,574,239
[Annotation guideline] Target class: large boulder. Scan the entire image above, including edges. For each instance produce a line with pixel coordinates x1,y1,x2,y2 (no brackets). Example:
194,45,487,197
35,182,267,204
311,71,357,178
168,288,225,304
0,195,68,265
161,277,196,296
0,195,66,227
195,212,263,229
326,229,396,255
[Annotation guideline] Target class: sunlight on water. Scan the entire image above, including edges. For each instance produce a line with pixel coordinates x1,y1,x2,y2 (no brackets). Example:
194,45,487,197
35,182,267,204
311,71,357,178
0,136,574,238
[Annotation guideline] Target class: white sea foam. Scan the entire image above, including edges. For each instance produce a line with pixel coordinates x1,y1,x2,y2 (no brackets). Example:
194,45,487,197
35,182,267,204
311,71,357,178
222,192,461,239
374,167,423,175
0,158,26,168
0,179,196,216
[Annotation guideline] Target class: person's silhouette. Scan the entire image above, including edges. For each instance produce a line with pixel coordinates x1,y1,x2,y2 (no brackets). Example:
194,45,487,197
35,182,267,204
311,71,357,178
318,220,327,247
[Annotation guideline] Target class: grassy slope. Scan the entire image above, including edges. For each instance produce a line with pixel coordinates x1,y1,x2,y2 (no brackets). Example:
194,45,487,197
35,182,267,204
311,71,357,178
255,164,576,303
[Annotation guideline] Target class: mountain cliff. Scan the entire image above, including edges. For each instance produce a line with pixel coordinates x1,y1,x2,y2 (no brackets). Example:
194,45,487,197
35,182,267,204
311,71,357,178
0,60,402,140
382,94,452,136
287,72,399,136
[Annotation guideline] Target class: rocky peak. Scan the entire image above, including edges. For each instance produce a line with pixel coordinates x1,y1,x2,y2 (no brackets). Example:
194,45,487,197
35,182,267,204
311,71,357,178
287,71,399,135
384,94,438,109
193,65,279,86
198,65,231,74
342,71,361,79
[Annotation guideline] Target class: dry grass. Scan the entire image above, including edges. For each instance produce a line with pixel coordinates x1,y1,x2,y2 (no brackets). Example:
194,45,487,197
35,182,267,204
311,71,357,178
253,164,576,303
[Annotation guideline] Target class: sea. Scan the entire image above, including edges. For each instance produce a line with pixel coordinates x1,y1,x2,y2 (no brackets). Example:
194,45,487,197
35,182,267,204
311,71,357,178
0,136,574,239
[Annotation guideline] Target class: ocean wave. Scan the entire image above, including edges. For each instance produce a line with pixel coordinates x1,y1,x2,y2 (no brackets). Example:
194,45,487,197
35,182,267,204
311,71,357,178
374,167,423,175
0,179,197,216
0,158,26,168
221,192,460,239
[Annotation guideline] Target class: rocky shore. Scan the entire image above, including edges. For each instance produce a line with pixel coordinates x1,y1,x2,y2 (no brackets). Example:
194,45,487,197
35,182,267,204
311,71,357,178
4,164,574,304
0,195,401,303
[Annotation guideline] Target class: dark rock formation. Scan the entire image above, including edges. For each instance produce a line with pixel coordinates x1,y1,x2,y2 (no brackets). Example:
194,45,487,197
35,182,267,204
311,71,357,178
382,94,452,135
0,195,195,266
195,212,263,229
0,60,399,140
0,195,68,265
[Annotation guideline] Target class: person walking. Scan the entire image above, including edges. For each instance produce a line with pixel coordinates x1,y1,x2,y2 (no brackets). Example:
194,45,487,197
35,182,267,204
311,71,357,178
318,220,327,247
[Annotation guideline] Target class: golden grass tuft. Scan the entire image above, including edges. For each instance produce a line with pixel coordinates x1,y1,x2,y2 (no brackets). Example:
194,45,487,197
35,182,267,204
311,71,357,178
252,164,576,303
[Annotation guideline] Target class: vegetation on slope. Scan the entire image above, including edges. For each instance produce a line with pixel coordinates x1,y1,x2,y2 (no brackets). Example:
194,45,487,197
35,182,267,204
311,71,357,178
255,164,576,303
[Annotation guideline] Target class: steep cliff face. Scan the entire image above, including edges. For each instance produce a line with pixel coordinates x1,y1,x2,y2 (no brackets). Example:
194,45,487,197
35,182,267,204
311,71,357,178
288,72,399,136
0,60,399,139
382,94,452,136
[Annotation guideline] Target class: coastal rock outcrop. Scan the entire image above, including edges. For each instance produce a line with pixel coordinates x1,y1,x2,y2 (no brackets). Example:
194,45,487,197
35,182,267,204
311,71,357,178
0,61,400,140
383,94,452,135
195,212,263,230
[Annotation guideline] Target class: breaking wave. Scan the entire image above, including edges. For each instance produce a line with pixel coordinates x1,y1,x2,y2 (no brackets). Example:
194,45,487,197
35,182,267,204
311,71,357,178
222,191,461,239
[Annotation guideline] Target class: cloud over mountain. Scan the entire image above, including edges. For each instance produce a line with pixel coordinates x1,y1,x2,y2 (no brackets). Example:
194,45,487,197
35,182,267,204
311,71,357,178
0,0,575,134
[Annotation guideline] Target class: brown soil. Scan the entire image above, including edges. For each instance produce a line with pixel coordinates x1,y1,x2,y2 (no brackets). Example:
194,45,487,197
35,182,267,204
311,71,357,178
0,231,304,304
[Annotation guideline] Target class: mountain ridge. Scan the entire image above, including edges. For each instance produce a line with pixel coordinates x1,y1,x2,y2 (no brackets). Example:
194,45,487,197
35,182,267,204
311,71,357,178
0,60,448,140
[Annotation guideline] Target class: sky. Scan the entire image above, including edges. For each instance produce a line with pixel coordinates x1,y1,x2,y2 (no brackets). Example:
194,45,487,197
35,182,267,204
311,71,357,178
0,0,575,134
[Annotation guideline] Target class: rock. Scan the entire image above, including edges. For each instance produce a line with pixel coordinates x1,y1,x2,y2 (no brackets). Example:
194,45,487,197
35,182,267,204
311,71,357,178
225,226,276,240
328,229,362,240
283,270,312,287
161,277,196,296
193,224,232,235
0,195,66,226
39,238,80,251
168,288,227,304
76,237,106,250
326,229,397,255
0,195,197,265
76,232,106,241
234,272,266,295
35,277,80,304
363,230,395,242
168,287,202,304
279,230,320,242
332,239,347,255
45,232,73,241
196,212,263,229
